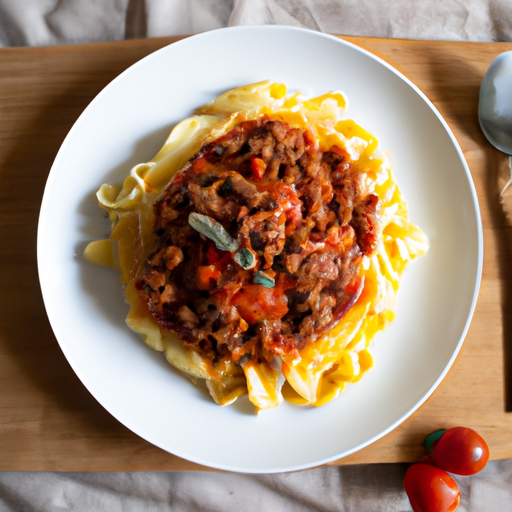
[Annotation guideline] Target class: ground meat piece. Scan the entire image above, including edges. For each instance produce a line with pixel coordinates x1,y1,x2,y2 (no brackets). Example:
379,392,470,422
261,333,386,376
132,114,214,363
148,246,184,270
137,116,378,367
177,306,199,329
351,193,380,255
188,181,240,220
160,284,177,303
218,171,268,210
296,252,339,293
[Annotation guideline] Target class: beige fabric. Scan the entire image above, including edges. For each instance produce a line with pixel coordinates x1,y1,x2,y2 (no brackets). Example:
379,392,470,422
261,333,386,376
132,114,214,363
1,461,511,511
228,0,512,41
1,1,511,510
1,0,511,47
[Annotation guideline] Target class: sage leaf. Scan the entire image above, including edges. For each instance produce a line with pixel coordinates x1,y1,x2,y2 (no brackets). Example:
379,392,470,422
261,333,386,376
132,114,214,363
253,270,275,288
188,212,239,252
233,248,256,270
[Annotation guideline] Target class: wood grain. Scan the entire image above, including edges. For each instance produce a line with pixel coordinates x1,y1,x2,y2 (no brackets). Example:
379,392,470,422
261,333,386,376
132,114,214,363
0,35,511,471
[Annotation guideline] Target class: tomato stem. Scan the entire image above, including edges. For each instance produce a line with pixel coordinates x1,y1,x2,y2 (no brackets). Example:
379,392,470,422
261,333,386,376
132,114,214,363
424,428,446,455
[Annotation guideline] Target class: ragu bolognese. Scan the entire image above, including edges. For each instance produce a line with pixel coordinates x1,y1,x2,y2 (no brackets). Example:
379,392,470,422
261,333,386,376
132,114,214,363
84,82,429,411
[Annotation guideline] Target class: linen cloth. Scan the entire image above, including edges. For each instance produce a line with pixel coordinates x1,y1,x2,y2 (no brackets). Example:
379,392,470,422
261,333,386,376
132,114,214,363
1,1,512,511
1,0,512,46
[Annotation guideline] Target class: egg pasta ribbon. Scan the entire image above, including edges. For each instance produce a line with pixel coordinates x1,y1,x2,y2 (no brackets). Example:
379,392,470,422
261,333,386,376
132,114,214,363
85,81,428,412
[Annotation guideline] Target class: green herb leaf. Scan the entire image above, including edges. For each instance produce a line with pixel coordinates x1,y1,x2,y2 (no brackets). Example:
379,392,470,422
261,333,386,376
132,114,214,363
253,270,275,288
233,248,256,270
188,212,239,252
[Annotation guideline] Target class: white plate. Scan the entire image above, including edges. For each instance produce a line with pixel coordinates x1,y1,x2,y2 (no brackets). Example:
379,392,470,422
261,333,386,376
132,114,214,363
37,26,482,473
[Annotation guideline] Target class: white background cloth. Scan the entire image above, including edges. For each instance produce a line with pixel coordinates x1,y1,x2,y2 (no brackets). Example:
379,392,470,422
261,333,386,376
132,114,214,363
1,1,512,511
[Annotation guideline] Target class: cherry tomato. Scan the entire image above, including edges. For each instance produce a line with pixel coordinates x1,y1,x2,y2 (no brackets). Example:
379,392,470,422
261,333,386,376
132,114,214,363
418,453,436,466
425,427,489,476
404,463,460,512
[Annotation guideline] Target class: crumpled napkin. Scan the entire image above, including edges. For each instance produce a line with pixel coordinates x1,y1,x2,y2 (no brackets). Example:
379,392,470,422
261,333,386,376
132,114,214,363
1,460,512,511
1,0,511,47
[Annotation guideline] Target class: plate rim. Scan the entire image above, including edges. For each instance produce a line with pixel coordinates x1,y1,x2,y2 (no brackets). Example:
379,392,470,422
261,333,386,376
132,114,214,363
37,25,483,473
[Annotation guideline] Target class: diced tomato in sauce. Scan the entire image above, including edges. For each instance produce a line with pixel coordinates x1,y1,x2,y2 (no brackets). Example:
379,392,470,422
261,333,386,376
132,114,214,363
230,285,289,323
250,157,267,181
196,265,221,290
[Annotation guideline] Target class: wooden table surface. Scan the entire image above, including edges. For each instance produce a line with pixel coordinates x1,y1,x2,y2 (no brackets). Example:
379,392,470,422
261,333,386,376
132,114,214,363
1,35,512,472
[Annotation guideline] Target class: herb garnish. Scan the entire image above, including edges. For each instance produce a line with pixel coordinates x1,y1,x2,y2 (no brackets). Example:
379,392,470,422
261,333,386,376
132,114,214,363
253,270,275,288
233,248,256,270
188,212,239,253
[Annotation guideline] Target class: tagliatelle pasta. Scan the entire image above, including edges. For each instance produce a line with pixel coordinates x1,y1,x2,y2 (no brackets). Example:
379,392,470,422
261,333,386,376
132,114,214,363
84,81,428,412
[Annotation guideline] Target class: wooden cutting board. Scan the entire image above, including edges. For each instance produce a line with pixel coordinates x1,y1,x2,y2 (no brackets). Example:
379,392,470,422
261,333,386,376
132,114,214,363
1,35,511,471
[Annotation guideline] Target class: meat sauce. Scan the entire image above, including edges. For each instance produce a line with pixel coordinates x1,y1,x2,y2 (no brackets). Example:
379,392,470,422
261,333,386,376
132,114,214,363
136,117,380,366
